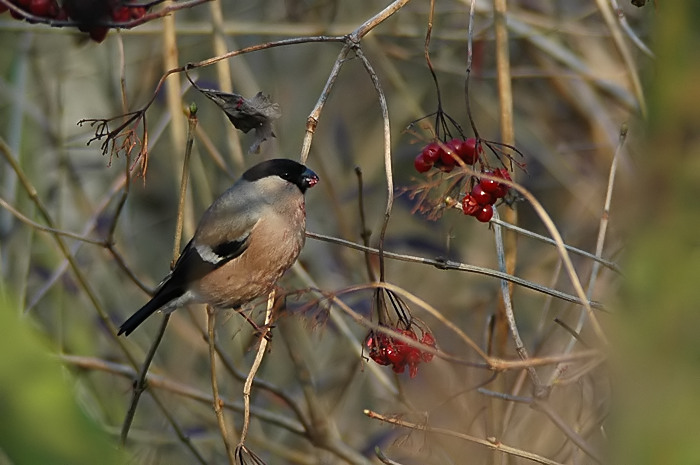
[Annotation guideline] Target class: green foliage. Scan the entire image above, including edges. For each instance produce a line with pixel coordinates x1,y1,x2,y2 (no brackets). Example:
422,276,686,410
0,291,124,465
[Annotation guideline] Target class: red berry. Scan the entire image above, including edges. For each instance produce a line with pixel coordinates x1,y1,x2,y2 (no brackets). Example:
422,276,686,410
405,348,421,365
385,342,404,366
420,332,436,362
479,172,501,194
446,138,465,158
494,185,508,199
456,137,482,165
88,25,109,42
366,333,391,366
461,194,480,216
436,161,454,173
493,168,512,198
54,6,67,19
408,364,419,378
414,153,432,173
111,6,130,22
440,143,457,167
129,6,146,19
475,204,493,222
421,142,442,164
471,184,494,206
30,0,57,17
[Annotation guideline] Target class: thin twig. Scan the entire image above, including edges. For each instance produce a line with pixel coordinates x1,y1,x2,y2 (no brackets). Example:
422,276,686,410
492,209,543,389
239,290,275,447
451,168,610,345
119,314,170,444
0,197,104,245
208,305,236,464
364,409,565,465
120,105,199,444
61,354,307,435
354,167,376,282
490,218,620,273
547,125,626,387
306,231,604,310
354,47,394,284
300,43,351,164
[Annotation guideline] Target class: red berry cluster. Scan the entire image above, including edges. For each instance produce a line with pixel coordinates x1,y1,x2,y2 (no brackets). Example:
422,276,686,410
0,0,148,43
0,0,62,20
414,137,483,174
461,168,511,222
365,327,436,378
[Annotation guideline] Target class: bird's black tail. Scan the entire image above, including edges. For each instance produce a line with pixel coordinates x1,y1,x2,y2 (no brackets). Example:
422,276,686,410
118,287,183,336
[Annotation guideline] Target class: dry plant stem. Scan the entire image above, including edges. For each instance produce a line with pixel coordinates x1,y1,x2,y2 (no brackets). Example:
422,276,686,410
466,0,477,71
0,197,103,245
594,0,647,115
355,47,394,283
464,0,480,137
354,167,377,283
300,44,351,163
207,306,236,465
191,315,312,432
492,209,542,389
0,137,136,365
493,0,518,362
329,281,602,371
162,1,190,235
608,0,654,58
424,0,442,108
62,354,306,435
279,318,373,465
330,283,487,364
208,0,244,170
239,290,275,447
483,387,605,461
306,231,603,309
290,263,398,395
26,175,129,311
212,340,312,433
531,400,602,463
120,109,198,444
503,15,635,110
106,35,133,270
454,168,608,345
375,448,405,465
95,0,412,163
173,108,197,262
546,126,626,387
364,410,564,465
490,218,619,273
119,314,170,445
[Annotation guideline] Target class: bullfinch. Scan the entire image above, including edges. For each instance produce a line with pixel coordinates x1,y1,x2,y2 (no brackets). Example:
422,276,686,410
118,158,319,336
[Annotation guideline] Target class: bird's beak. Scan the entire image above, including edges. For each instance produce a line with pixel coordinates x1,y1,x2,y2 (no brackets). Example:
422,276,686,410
303,168,319,189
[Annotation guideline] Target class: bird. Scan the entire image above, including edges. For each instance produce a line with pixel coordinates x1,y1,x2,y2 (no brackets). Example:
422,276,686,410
118,158,319,336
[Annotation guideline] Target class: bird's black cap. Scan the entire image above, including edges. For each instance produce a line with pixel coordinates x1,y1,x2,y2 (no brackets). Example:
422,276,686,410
243,159,319,193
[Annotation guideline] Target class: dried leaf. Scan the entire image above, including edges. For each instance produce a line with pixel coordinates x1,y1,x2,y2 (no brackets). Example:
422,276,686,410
197,85,281,153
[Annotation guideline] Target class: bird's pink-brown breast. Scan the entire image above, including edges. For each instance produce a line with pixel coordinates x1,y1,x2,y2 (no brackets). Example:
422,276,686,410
193,196,306,308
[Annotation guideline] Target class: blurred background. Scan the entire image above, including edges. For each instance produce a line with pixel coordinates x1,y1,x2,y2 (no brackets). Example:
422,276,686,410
1,1,696,464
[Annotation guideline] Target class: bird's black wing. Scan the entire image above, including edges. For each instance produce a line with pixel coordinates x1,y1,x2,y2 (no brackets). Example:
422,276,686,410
117,235,250,336
173,234,251,285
